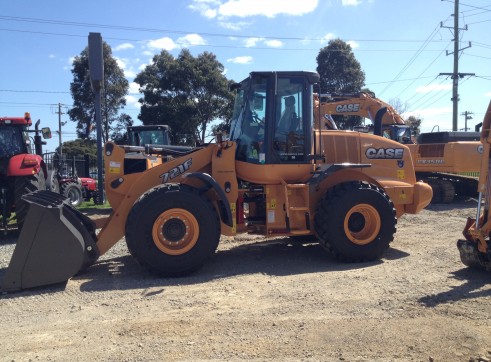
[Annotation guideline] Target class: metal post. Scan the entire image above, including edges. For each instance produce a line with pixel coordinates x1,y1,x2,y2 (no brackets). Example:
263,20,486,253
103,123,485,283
95,90,104,204
451,0,459,131
58,103,63,158
88,32,105,204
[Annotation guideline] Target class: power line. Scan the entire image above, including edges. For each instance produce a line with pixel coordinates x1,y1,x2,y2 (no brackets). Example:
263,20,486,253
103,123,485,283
394,43,451,99
0,28,452,53
0,15,460,43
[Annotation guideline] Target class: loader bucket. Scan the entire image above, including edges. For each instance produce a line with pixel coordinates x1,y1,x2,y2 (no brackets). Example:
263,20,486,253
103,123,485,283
0,190,99,292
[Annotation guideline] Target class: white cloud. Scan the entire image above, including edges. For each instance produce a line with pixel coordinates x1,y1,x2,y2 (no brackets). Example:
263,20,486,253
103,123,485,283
347,40,359,49
244,37,263,47
320,33,336,44
129,82,140,94
188,0,220,18
219,21,251,30
125,95,141,109
342,0,362,6
115,57,127,70
416,84,452,93
244,37,283,48
115,57,137,79
177,33,207,47
114,43,134,51
147,37,180,51
189,0,318,19
403,107,452,119
63,56,76,70
264,39,283,48
219,0,319,18
227,56,253,64
48,54,56,59
485,92,491,97
146,34,206,51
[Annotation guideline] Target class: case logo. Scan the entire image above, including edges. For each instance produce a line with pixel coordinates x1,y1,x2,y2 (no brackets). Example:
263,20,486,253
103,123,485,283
335,103,360,113
366,147,404,159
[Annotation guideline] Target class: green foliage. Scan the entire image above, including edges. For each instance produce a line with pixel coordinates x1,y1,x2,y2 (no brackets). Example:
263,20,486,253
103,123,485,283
135,49,234,145
405,115,422,136
316,39,365,94
59,139,97,163
110,113,133,144
317,39,366,130
68,42,130,142
77,199,111,210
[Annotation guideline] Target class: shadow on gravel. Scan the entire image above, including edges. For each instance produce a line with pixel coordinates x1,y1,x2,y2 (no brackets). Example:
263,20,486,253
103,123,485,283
0,227,19,245
418,267,491,307
0,238,410,296
425,196,478,212
74,238,408,293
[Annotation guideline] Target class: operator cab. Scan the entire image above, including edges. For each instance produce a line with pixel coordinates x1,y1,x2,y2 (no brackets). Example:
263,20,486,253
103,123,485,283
127,125,171,146
230,71,319,165
381,124,413,144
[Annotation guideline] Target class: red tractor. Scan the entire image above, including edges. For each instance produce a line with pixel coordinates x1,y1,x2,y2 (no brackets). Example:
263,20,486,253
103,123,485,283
0,113,51,229
43,152,99,207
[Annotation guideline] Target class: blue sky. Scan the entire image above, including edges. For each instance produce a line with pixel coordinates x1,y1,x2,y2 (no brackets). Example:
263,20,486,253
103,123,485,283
1,0,490,152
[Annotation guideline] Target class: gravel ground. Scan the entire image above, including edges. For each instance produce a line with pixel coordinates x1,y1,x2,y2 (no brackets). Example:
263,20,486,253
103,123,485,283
0,198,490,362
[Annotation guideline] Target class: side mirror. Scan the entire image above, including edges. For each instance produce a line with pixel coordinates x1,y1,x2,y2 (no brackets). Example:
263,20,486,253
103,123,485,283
42,127,52,139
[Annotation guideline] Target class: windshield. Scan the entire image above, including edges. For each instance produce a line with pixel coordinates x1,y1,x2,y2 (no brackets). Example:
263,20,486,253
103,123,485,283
395,127,412,144
129,129,169,146
230,75,267,163
0,125,26,158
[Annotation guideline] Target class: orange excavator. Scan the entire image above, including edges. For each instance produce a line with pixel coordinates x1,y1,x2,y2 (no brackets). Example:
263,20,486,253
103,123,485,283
458,100,491,271
314,92,413,144
315,92,482,203
0,71,433,292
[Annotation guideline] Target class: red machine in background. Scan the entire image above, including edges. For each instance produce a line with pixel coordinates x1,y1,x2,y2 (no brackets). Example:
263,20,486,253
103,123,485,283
0,113,51,229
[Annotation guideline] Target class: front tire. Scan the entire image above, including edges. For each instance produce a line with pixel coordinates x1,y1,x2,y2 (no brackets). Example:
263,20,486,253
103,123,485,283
314,181,397,262
61,182,83,207
125,184,221,277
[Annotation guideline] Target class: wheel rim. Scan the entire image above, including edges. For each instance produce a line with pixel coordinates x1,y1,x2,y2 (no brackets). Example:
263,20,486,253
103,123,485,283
343,204,381,245
152,208,199,255
69,189,81,204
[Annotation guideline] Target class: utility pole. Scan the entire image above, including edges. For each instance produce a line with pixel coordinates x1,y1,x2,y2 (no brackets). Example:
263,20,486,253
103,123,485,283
461,111,473,131
54,103,68,158
439,0,473,131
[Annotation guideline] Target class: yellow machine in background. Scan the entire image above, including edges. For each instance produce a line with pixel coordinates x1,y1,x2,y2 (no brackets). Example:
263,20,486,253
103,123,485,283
458,100,491,271
0,71,432,292
315,92,481,203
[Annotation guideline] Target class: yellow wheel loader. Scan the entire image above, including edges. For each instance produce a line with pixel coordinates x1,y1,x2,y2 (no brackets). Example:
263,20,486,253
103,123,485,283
458,100,491,271
0,71,433,292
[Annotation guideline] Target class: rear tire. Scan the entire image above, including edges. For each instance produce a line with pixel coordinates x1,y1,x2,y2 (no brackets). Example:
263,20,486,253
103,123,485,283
314,181,397,262
61,182,83,207
125,183,221,277
14,168,46,228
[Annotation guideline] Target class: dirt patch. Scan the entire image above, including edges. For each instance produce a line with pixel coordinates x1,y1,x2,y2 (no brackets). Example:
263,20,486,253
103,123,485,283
1,198,490,361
